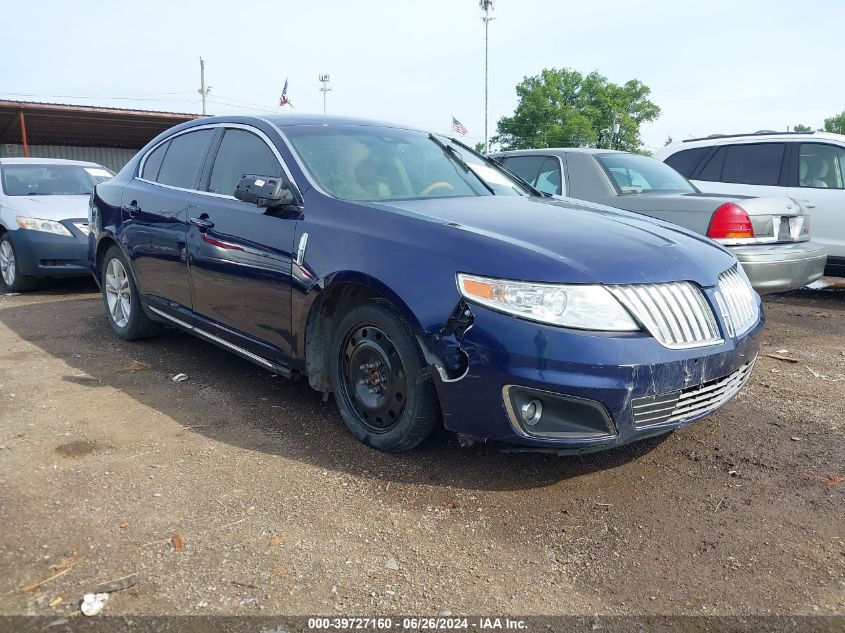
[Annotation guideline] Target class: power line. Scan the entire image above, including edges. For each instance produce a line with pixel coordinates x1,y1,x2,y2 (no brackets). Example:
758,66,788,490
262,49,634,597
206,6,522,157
205,98,275,114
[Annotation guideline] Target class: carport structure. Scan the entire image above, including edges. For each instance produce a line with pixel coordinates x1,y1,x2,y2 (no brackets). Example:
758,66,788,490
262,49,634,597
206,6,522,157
0,100,202,172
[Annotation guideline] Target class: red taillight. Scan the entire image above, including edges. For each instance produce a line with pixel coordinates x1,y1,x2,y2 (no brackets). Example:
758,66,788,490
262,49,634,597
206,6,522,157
707,203,755,240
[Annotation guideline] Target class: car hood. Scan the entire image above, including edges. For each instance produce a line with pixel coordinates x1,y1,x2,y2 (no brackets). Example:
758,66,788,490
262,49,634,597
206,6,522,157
370,195,736,287
3,195,90,221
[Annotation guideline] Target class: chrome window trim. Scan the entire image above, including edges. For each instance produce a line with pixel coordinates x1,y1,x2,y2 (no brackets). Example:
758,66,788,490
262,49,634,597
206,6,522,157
136,122,303,204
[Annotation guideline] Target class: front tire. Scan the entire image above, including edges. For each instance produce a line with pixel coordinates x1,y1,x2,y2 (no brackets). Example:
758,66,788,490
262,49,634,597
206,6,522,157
0,234,38,293
100,246,161,340
330,300,440,452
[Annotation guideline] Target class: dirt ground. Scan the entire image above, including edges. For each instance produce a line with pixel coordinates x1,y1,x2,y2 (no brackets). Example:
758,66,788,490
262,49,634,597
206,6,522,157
0,280,843,618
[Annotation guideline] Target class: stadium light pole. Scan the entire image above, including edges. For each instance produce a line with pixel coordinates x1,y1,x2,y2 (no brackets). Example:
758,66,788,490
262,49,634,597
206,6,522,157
480,0,495,154
319,74,331,114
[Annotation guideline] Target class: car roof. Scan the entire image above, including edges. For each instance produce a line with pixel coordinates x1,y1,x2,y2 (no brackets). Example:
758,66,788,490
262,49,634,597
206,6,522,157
264,114,426,131
659,131,845,156
0,157,103,167
490,147,625,157
169,114,429,138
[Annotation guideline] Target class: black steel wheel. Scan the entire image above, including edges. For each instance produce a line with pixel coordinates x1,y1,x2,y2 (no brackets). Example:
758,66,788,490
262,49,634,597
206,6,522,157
330,300,440,451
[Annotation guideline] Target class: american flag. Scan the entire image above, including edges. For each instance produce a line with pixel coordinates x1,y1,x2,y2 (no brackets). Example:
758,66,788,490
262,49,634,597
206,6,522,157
451,116,468,135
279,78,292,107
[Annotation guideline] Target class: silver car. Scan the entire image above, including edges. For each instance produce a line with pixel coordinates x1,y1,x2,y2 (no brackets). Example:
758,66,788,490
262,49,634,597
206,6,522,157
491,148,827,294
0,158,113,292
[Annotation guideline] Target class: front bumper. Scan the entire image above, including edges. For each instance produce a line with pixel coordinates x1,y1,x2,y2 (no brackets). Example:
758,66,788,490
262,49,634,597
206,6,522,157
8,219,90,277
730,241,827,294
432,292,763,452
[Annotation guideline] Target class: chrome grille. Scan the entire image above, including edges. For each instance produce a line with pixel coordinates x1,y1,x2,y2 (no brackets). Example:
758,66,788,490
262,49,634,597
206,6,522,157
631,359,756,427
607,281,721,349
715,266,759,338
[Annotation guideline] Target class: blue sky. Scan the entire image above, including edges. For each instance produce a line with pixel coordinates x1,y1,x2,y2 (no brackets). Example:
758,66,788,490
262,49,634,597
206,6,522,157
1,0,843,151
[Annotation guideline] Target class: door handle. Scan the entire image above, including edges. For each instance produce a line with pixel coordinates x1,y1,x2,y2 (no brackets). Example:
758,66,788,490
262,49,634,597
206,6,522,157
189,216,215,231
798,199,817,209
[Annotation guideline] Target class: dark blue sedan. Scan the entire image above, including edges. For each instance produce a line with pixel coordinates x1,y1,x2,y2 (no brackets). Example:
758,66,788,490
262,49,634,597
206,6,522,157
88,115,763,453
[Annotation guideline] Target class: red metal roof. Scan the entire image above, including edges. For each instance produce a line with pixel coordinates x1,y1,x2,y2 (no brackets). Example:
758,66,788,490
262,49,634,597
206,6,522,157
0,100,204,149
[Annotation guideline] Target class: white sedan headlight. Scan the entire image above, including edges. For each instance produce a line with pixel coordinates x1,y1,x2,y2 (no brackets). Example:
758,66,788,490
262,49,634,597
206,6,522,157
16,216,73,237
457,273,639,331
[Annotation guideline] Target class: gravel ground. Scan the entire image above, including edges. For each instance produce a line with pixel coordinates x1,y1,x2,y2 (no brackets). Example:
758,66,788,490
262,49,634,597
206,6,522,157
0,280,842,618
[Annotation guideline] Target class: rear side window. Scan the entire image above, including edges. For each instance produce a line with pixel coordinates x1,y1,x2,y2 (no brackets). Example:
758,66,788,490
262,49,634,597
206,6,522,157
208,129,283,195
141,141,168,181
798,143,845,189
535,157,562,195
721,143,785,186
501,155,545,185
697,147,726,181
156,129,214,189
664,147,709,178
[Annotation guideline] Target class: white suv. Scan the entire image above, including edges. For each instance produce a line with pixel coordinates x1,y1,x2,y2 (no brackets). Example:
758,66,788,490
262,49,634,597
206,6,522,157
655,131,844,278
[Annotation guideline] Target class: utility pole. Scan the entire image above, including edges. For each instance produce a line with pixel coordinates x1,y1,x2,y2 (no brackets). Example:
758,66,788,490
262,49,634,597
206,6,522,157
318,74,331,114
609,112,620,149
198,57,211,115
480,1,495,154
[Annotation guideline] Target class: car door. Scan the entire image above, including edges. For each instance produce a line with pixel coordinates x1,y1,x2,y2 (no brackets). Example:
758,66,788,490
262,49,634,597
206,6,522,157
186,125,299,358
689,142,789,198
121,127,216,310
787,141,845,266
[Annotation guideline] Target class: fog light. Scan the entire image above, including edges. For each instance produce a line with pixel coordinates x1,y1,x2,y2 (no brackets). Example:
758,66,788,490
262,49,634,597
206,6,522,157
520,399,543,426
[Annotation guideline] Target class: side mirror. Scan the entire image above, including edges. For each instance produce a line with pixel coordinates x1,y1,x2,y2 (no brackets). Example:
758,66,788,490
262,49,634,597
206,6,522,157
234,174,295,208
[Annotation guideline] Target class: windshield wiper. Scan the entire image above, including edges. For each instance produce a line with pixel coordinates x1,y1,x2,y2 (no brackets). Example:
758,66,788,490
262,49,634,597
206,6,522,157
446,136,545,198
428,134,495,195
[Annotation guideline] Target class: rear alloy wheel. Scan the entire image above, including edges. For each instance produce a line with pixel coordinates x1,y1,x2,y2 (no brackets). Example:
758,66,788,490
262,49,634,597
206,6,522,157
330,300,440,451
100,246,161,340
105,257,132,328
0,234,38,293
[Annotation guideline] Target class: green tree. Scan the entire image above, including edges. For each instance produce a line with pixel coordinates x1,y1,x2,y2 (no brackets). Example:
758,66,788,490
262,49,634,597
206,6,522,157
664,135,674,146
793,124,812,132
823,112,845,134
493,68,660,152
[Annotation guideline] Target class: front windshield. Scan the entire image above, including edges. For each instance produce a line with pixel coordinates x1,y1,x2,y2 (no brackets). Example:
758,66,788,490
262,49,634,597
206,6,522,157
284,125,527,201
597,153,695,194
0,164,113,196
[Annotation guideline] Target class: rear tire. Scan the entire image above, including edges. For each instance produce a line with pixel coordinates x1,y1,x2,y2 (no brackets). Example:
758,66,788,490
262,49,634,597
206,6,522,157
329,299,440,452
100,246,161,340
0,234,38,293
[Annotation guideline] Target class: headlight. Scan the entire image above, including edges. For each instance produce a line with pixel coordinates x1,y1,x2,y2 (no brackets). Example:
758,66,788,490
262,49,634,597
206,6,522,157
16,216,72,237
457,273,639,331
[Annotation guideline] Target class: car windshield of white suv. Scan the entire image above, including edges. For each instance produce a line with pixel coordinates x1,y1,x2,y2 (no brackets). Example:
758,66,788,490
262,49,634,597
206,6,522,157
597,153,695,194
1,164,113,196
284,125,528,201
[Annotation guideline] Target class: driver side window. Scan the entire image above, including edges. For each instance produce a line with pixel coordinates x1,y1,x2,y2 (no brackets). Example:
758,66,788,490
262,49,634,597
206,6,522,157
798,143,845,190
207,129,283,196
